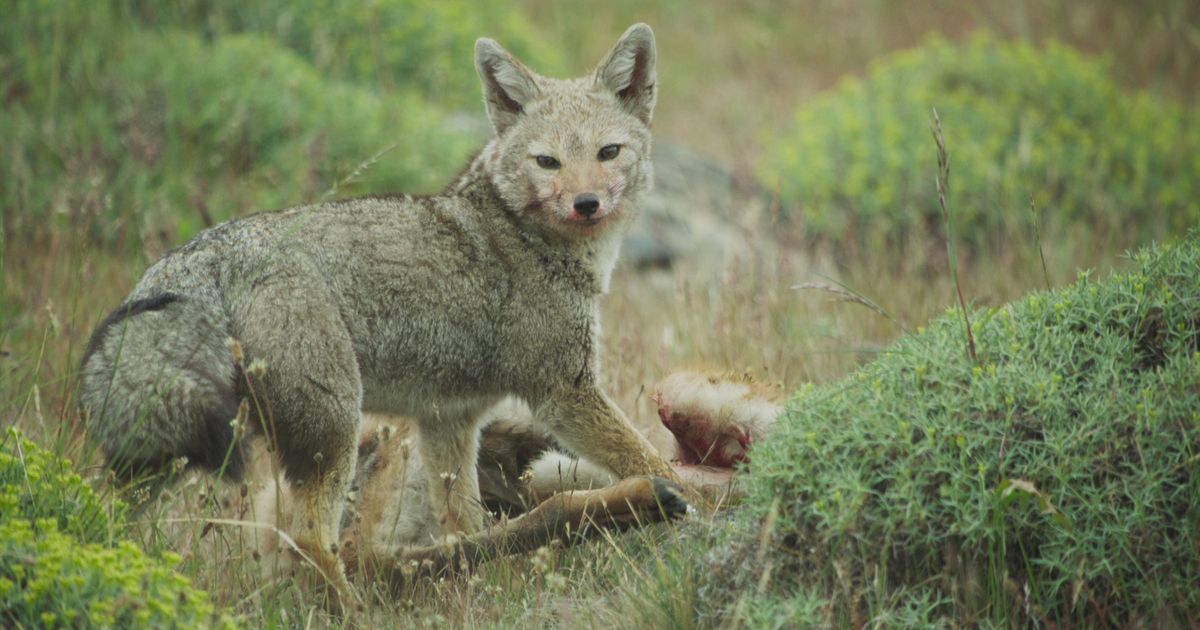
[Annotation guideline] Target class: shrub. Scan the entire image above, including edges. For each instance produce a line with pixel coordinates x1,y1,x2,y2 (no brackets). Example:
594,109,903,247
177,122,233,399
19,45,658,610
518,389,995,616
116,30,477,236
763,34,1200,257
1,2,483,251
0,518,236,629
737,232,1200,625
0,428,124,545
127,0,562,109
0,430,233,627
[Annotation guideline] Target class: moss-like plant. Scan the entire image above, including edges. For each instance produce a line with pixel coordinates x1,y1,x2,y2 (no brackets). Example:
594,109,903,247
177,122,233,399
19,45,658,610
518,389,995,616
0,518,236,629
738,232,1200,625
0,430,236,627
763,34,1200,257
0,428,124,544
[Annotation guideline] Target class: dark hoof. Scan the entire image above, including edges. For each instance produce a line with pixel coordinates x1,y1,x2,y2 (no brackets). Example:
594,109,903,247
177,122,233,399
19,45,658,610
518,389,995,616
650,476,689,520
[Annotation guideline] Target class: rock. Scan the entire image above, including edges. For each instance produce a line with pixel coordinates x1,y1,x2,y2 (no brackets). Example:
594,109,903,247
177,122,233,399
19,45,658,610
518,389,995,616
624,141,772,270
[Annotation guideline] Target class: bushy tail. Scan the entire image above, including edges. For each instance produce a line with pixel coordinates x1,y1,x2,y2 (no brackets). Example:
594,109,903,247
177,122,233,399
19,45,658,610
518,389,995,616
78,293,244,481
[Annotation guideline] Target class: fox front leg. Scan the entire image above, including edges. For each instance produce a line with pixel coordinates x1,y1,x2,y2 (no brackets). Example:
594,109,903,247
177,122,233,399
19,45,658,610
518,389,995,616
414,402,489,537
536,385,681,484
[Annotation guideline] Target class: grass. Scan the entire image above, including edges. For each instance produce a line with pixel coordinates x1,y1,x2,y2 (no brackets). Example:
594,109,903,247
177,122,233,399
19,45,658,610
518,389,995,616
2,0,1199,627
0,210,1151,628
0,2,484,256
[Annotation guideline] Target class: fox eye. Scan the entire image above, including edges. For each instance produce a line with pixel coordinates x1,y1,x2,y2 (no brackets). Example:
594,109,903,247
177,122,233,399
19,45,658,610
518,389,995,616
597,144,621,161
535,155,561,170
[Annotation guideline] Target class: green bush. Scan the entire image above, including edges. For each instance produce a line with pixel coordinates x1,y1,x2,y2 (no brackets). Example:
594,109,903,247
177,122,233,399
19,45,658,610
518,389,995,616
1,2,486,252
117,30,477,236
0,430,233,627
0,518,236,629
739,232,1200,625
126,0,562,109
0,428,124,544
763,34,1200,256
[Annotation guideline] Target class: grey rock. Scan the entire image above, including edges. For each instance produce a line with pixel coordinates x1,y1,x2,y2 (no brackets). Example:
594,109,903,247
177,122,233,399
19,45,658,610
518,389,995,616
624,141,772,270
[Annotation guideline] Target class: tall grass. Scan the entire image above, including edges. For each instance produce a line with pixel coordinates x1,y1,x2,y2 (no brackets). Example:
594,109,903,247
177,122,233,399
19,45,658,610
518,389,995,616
3,1,1198,627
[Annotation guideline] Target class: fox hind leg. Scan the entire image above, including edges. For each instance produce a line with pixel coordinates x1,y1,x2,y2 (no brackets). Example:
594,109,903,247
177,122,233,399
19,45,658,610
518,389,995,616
230,276,362,607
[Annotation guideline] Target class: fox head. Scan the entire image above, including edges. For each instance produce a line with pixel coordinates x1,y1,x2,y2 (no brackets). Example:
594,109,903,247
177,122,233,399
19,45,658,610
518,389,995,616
474,24,656,247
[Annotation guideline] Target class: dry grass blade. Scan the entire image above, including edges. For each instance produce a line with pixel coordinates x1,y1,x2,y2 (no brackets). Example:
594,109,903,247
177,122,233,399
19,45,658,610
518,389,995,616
1031,196,1051,291
931,107,977,363
793,281,911,335
323,142,399,200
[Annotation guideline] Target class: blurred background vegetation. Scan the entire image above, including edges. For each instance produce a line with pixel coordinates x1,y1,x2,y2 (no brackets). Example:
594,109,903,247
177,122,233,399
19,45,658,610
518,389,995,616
2,1,1199,626
5,0,1197,389
3,0,1197,257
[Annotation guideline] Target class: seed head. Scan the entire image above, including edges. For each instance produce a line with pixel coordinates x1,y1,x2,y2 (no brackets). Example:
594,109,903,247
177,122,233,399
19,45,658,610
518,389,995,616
225,337,245,367
247,358,268,378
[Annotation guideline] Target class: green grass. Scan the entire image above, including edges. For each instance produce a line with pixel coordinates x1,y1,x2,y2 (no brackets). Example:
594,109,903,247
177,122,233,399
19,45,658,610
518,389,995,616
128,0,563,110
0,519,235,629
0,428,125,544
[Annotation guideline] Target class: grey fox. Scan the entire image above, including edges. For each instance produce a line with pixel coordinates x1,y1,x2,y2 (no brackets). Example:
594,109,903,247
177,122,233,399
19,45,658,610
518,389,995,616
79,23,677,597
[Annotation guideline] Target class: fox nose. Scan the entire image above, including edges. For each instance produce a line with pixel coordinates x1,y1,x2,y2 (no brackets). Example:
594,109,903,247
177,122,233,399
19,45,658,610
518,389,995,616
573,193,600,217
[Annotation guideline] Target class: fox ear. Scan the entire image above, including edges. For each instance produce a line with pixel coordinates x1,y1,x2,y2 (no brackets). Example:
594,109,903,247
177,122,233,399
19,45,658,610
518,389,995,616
475,38,540,134
594,23,657,124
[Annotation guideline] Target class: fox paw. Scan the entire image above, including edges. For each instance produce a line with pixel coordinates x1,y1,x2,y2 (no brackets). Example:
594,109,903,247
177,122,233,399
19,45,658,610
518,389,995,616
648,476,690,520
